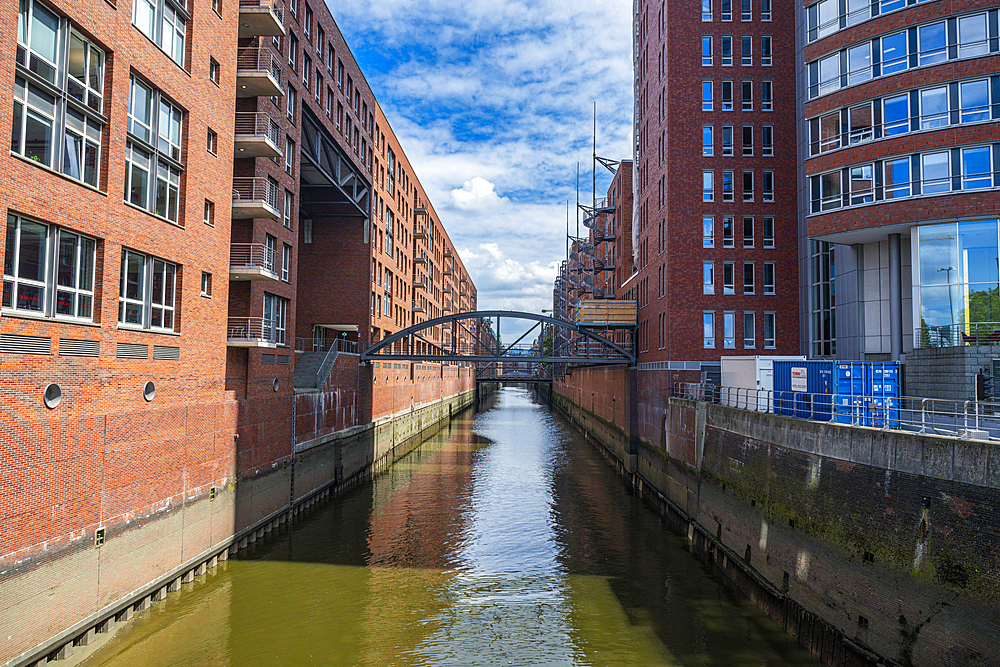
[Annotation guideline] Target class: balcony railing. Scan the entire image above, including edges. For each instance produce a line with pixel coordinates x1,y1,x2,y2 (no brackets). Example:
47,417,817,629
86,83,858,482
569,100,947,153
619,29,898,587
915,322,1000,348
293,337,359,354
234,112,281,159
238,0,285,38
443,267,453,276
227,317,279,347
232,177,280,220
414,226,428,240
230,243,278,281
236,48,283,98
412,277,427,289
413,253,428,264
443,248,453,257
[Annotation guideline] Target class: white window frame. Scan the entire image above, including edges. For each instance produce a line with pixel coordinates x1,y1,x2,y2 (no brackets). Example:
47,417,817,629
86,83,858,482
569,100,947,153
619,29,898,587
959,79,990,124
723,215,735,248
704,215,715,247
921,151,951,194
126,75,183,224
764,311,776,348
703,36,713,66
763,262,776,294
961,146,992,190
132,0,187,66
282,243,291,281
119,248,176,332
763,216,775,248
263,293,287,345
743,312,756,348
703,80,713,111
723,261,735,294
724,311,736,348
703,124,714,156
704,312,716,348
704,261,715,294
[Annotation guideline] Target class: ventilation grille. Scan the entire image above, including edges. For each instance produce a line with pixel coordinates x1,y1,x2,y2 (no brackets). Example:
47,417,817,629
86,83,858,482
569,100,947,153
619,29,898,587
262,354,276,364
0,333,51,355
276,355,290,365
59,338,100,357
116,343,149,359
152,345,180,360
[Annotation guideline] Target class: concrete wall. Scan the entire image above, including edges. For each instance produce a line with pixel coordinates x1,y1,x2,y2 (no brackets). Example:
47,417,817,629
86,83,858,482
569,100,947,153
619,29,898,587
554,372,1000,667
907,345,999,402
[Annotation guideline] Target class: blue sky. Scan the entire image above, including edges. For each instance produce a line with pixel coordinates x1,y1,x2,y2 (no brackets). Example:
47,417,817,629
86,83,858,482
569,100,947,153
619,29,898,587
329,0,634,338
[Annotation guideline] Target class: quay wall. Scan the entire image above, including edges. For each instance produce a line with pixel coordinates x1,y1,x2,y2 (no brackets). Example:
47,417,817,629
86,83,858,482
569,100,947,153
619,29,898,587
551,368,1000,667
0,357,478,667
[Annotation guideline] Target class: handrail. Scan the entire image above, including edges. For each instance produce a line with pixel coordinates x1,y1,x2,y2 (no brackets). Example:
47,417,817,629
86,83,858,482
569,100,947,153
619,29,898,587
236,48,283,86
914,321,1000,348
234,112,280,144
230,243,276,272
232,177,280,209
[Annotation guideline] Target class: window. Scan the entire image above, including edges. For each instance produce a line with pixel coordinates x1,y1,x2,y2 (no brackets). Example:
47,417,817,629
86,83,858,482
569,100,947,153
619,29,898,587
764,312,775,348
722,35,733,66
760,0,770,20
742,170,753,201
703,125,714,156
704,261,715,294
763,216,774,248
13,3,104,188
209,58,219,85
761,35,772,66
126,76,183,224
812,171,842,212
702,0,712,21
337,60,344,88
336,101,343,130
918,22,947,67
740,0,751,20
847,43,872,85
722,0,732,21
849,103,874,144
207,128,217,154
846,0,868,25
702,36,713,66
282,243,291,281
881,32,908,75
327,44,335,71
703,170,714,201
743,312,755,347
263,293,288,345
288,0,296,16
921,151,950,194
742,125,753,156
303,3,312,38
288,34,298,69
387,149,395,195
286,84,296,121
763,262,775,294
723,216,735,247
850,164,874,204
201,271,212,297
302,54,311,89
119,249,176,331
284,136,295,174
962,146,992,190
762,170,774,202
741,35,752,65
743,262,755,294
817,54,840,96
284,189,293,228
884,157,911,199
761,80,772,111
316,72,322,101
133,0,187,66
383,268,392,317
704,312,715,348
741,80,752,110
883,94,909,136
317,25,324,53
959,14,989,58
723,261,735,294
326,86,333,114
960,79,990,123
722,125,734,156
743,215,753,247
4,214,95,320
722,312,735,348
723,170,734,201
762,125,773,156
810,112,839,155
722,80,733,110
203,199,214,226
704,215,715,247
920,86,948,129
812,0,838,40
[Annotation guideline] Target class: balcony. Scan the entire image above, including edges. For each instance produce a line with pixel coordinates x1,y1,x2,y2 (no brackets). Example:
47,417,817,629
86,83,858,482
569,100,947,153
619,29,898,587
443,248,453,257
412,277,427,289
238,0,285,38
443,267,453,276
236,48,283,98
415,206,429,217
414,226,428,240
227,317,279,347
412,304,427,313
413,253,428,264
234,112,281,159
232,177,280,220
230,243,279,281
442,285,453,293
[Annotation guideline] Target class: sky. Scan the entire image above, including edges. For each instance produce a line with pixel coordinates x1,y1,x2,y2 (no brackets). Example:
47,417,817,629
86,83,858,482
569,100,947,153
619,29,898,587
328,0,634,339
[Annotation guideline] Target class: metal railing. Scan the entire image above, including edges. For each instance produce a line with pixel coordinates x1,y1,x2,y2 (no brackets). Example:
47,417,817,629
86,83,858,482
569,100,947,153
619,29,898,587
234,112,280,144
227,317,278,343
672,382,1000,442
413,252,428,263
414,226,428,239
232,177,280,209
914,322,1000,348
238,0,284,22
236,48,283,85
294,337,359,354
230,243,276,273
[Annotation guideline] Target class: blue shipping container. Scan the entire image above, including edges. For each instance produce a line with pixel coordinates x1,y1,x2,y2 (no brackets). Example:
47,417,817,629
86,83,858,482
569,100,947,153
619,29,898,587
773,361,834,421
836,363,866,395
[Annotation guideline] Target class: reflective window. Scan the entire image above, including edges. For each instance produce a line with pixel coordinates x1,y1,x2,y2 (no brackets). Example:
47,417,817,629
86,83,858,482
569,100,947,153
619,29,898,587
884,157,911,199
722,80,734,110
960,79,990,123
723,262,735,294
849,103,873,144
702,80,713,111
724,312,736,348
704,312,715,348
722,35,733,66
959,14,989,58
883,94,909,136
761,80,772,111
921,151,951,194
703,170,714,201
723,170,734,201
846,0,869,26
962,146,992,190
919,86,949,129
850,164,874,205
847,43,872,86
744,312,756,348
723,216,735,247
722,124,734,156
703,36,713,66
881,32,908,75
703,215,714,247
704,261,715,294
917,221,1000,332
818,54,840,96
741,35,752,66
917,22,947,67
703,125,714,156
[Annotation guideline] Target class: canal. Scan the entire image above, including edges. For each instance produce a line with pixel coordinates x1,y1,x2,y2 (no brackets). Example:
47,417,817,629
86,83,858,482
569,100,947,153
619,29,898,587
80,388,820,666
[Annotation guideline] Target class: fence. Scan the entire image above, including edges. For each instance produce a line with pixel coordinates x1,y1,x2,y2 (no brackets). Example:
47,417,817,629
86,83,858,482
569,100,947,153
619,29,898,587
673,382,1000,442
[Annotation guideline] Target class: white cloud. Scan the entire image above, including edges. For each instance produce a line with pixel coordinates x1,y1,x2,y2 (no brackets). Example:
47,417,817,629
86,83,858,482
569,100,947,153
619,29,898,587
450,177,507,209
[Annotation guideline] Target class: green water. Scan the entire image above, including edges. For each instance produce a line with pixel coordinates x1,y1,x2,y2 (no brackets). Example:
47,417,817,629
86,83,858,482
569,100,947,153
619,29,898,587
82,388,820,666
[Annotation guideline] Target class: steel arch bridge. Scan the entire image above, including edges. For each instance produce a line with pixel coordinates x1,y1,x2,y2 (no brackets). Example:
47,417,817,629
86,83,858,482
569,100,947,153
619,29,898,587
360,311,635,379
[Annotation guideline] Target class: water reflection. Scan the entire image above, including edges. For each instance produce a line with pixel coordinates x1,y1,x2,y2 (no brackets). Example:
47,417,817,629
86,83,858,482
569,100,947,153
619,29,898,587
81,388,818,667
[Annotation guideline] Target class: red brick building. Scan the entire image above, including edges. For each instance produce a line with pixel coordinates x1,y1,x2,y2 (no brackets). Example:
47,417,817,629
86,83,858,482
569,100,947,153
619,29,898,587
633,0,799,378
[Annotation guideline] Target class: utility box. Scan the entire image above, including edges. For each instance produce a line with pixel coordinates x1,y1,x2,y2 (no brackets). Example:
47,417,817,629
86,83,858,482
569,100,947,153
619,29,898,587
721,355,806,411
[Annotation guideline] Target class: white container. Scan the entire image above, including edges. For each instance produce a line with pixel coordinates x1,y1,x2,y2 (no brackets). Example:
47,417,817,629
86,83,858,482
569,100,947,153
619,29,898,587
721,355,807,411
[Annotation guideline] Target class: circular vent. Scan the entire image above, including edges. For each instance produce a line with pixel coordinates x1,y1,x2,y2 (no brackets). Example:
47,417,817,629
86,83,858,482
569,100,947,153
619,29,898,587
143,381,156,402
43,383,62,409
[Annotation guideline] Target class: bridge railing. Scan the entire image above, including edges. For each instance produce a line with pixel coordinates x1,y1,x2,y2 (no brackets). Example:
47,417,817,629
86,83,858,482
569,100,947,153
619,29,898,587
672,382,1000,442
